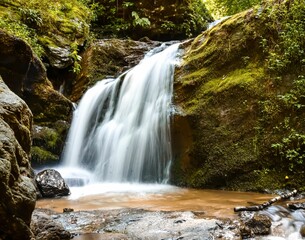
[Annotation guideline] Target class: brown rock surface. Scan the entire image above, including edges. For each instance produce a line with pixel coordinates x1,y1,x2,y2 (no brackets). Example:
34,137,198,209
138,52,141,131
0,77,36,240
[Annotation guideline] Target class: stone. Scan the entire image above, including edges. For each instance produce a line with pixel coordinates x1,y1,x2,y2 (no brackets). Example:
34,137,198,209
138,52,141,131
0,77,36,240
240,214,271,238
31,210,71,240
287,202,305,210
31,121,70,167
35,169,70,198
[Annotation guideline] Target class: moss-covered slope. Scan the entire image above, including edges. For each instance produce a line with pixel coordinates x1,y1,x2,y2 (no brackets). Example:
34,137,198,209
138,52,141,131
0,0,91,69
172,0,305,191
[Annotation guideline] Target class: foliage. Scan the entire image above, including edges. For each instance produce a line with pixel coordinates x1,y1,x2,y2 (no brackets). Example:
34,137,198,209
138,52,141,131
272,130,305,172
260,0,305,74
0,17,45,57
203,0,261,16
271,75,305,173
131,11,150,28
19,7,43,28
69,41,82,74
0,0,92,60
83,0,212,39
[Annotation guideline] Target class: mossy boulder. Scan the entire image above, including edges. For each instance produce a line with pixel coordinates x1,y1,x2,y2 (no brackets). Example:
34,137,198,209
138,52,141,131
31,121,69,167
172,0,305,191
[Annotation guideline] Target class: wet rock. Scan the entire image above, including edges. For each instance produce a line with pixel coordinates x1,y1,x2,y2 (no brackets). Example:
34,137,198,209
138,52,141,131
288,202,305,210
46,46,73,69
240,213,271,238
33,208,240,239
31,211,71,240
0,77,36,240
63,208,74,213
35,169,70,198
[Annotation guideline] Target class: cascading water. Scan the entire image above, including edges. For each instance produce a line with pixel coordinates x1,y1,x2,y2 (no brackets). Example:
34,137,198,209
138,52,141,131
61,43,180,184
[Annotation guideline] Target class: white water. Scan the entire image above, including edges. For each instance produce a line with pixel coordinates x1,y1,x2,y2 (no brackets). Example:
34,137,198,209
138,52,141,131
60,43,180,184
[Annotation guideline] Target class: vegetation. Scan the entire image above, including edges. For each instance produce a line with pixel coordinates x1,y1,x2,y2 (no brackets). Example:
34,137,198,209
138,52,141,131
81,0,212,40
0,0,92,62
203,0,262,17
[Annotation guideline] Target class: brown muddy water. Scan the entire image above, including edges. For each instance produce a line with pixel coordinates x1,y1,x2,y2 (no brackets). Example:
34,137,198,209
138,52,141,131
36,184,273,219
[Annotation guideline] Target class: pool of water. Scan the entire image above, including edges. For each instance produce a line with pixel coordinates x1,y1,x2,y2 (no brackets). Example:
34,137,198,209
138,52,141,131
36,183,273,219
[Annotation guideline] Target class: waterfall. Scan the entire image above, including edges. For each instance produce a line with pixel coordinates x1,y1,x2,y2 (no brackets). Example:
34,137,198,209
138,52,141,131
61,43,180,184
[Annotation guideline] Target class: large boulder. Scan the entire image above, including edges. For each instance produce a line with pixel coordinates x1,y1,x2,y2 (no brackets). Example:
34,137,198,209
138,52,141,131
0,30,73,165
35,169,70,198
172,0,305,190
0,77,36,240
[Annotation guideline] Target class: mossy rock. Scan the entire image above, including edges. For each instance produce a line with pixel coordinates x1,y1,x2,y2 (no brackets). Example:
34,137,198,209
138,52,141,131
172,1,305,191
31,120,69,167
0,0,91,68
31,146,59,167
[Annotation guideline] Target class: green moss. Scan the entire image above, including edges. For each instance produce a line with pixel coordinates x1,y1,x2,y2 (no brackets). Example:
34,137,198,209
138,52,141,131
31,146,58,165
202,65,264,94
0,0,92,58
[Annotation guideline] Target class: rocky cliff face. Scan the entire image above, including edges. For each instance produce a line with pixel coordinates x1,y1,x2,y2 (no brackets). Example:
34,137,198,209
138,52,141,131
172,0,305,191
0,76,36,240
0,30,72,166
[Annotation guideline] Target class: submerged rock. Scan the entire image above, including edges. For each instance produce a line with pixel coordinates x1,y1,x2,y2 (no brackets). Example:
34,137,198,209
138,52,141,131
0,77,36,240
35,169,70,198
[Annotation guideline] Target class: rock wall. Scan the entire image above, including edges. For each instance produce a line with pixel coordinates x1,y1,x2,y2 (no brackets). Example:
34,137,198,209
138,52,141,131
0,30,72,166
0,76,36,240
